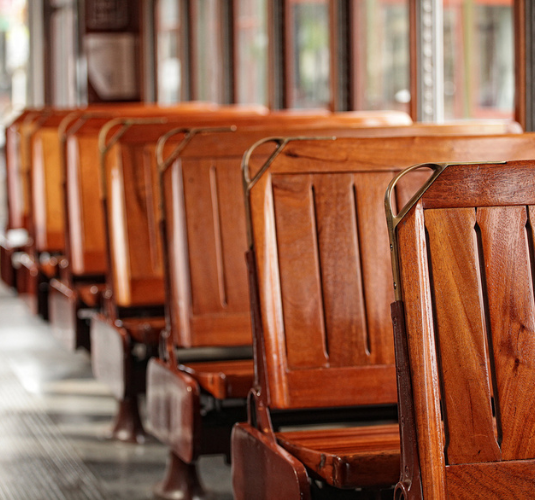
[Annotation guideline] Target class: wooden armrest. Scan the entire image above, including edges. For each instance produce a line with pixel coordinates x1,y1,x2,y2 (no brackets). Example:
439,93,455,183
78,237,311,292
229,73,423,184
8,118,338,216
180,359,254,399
276,423,400,489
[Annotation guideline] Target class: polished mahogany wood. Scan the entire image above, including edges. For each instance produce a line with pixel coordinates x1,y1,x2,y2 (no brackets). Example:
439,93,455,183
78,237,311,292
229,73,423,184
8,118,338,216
394,159,535,498
276,424,400,488
237,133,535,499
31,111,72,253
179,359,253,399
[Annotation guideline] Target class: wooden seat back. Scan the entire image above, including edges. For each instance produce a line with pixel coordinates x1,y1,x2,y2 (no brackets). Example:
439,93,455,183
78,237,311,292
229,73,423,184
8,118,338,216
160,121,525,351
98,109,416,314
5,109,45,233
389,157,535,499
245,133,535,412
62,105,265,279
30,110,74,253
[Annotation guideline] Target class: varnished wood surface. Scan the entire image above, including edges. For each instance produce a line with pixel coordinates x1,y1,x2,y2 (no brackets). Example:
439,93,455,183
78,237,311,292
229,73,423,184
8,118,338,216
180,359,254,399
86,109,412,303
397,203,450,499
163,123,522,352
446,460,535,499
425,208,500,465
422,161,535,208
249,134,535,412
276,424,400,488
395,159,535,499
31,112,71,253
118,317,166,344
5,109,40,231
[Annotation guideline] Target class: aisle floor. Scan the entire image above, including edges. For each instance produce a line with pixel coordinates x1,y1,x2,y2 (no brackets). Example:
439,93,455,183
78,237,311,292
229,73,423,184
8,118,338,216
0,285,233,500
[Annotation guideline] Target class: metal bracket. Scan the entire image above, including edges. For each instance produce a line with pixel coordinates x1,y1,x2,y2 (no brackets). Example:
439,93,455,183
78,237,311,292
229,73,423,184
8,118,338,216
155,125,237,173
385,160,506,301
242,136,336,247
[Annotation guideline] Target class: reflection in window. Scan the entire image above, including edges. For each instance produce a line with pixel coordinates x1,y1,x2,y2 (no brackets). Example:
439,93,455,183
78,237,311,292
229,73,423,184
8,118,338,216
156,0,181,103
194,0,222,103
289,0,330,109
443,0,513,119
236,0,267,105
354,0,410,111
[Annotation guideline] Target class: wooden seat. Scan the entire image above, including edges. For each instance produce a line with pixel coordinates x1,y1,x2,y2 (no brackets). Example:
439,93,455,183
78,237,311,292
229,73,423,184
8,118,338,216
232,132,535,500
147,114,473,500
118,317,167,344
180,359,254,399
47,105,234,351
276,424,400,489
91,108,274,444
387,158,535,499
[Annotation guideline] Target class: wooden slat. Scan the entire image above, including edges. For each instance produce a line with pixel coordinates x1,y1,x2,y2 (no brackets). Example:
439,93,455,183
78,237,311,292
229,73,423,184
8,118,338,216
268,136,535,178
276,424,400,489
313,173,368,367
478,206,535,461
164,163,192,347
67,135,106,275
250,173,289,407
180,359,253,399
425,208,500,465
110,143,165,307
423,161,535,209
284,365,397,409
212,159,249,314
397,202,447,499
446,460,535,499
32,129,65,252
182,158,224,315
353,172,396,365
271,174,328,370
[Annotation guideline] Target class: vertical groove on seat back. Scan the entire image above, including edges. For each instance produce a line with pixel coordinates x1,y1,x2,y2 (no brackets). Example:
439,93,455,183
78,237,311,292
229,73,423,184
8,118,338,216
272,174,328,370
271,171,395,371
425,207,500,465
478,206,535,461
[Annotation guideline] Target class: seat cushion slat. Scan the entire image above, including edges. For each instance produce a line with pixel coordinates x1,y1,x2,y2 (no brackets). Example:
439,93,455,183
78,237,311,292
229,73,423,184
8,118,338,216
181,359,254,399
276,424,400,488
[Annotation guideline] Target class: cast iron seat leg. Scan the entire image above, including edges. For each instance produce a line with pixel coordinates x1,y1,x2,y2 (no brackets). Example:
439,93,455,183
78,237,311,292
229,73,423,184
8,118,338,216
109,396,148,444
154,451,215,500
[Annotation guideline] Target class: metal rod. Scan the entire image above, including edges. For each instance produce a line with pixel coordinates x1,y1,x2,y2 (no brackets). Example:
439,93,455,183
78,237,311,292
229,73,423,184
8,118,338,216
156,126,237,173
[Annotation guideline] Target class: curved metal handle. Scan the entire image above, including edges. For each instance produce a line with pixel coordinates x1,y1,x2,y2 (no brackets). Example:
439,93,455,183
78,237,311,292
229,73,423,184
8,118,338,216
385,162,446,237
59,111,115,143
385,162,450,301
156,125,236,173
98,117,168,204
385,160,506,301
98,117,168,155
242,135,336,247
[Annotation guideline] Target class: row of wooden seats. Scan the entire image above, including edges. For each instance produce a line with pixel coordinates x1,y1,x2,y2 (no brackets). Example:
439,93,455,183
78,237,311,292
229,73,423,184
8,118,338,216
2,104,416,466
2,105,529,499
230,133,535,499
79,109,422,446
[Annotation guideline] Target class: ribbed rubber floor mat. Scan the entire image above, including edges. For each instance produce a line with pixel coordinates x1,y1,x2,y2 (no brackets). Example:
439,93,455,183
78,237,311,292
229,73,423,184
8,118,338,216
0,361,108,500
